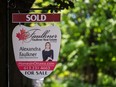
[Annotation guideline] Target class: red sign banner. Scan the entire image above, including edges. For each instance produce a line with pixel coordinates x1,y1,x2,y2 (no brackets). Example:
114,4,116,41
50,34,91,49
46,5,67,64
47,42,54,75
16,61,57,70
12,13,60,23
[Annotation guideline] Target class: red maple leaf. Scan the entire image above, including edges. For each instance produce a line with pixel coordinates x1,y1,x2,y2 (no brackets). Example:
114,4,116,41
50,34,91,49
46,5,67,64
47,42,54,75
16,29,28,41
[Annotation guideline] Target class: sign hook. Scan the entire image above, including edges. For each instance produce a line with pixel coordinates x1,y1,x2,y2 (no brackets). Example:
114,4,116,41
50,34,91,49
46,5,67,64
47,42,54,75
18,10,21,26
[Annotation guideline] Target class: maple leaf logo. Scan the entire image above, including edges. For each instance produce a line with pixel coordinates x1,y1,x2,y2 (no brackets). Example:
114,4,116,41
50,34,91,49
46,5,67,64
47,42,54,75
16,29,28,41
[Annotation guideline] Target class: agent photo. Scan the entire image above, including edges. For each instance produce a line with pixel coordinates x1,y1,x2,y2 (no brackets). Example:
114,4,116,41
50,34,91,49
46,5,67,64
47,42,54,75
42,42,54,61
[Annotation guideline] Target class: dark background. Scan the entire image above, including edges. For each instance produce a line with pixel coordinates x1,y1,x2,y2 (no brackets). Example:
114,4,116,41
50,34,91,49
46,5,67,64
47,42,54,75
0,0,7,87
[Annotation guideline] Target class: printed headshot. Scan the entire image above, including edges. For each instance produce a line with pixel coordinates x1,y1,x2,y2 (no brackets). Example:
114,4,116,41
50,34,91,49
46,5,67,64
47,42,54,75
42,42,54,61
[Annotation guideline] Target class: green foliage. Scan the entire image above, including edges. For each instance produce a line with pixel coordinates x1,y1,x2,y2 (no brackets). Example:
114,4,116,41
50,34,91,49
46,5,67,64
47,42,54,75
31,0,116,87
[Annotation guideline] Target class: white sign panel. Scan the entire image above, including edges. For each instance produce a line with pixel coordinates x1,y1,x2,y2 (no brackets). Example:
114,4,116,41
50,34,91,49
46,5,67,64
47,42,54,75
12,24,61,79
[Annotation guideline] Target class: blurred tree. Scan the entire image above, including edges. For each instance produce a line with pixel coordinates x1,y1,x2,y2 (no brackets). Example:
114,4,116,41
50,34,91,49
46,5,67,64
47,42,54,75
56,0,116,86
59,0,116,86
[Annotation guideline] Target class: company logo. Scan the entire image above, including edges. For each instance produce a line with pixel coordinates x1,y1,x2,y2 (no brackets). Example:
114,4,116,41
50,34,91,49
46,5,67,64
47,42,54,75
16,28,57,43
16,29,29,41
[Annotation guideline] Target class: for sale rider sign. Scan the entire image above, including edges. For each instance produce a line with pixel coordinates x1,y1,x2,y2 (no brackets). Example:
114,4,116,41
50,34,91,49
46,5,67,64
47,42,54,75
12,24,61,79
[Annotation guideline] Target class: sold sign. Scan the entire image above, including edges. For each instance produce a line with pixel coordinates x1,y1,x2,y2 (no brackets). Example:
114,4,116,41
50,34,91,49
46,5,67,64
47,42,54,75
12,13,61,80
12,13,60,23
